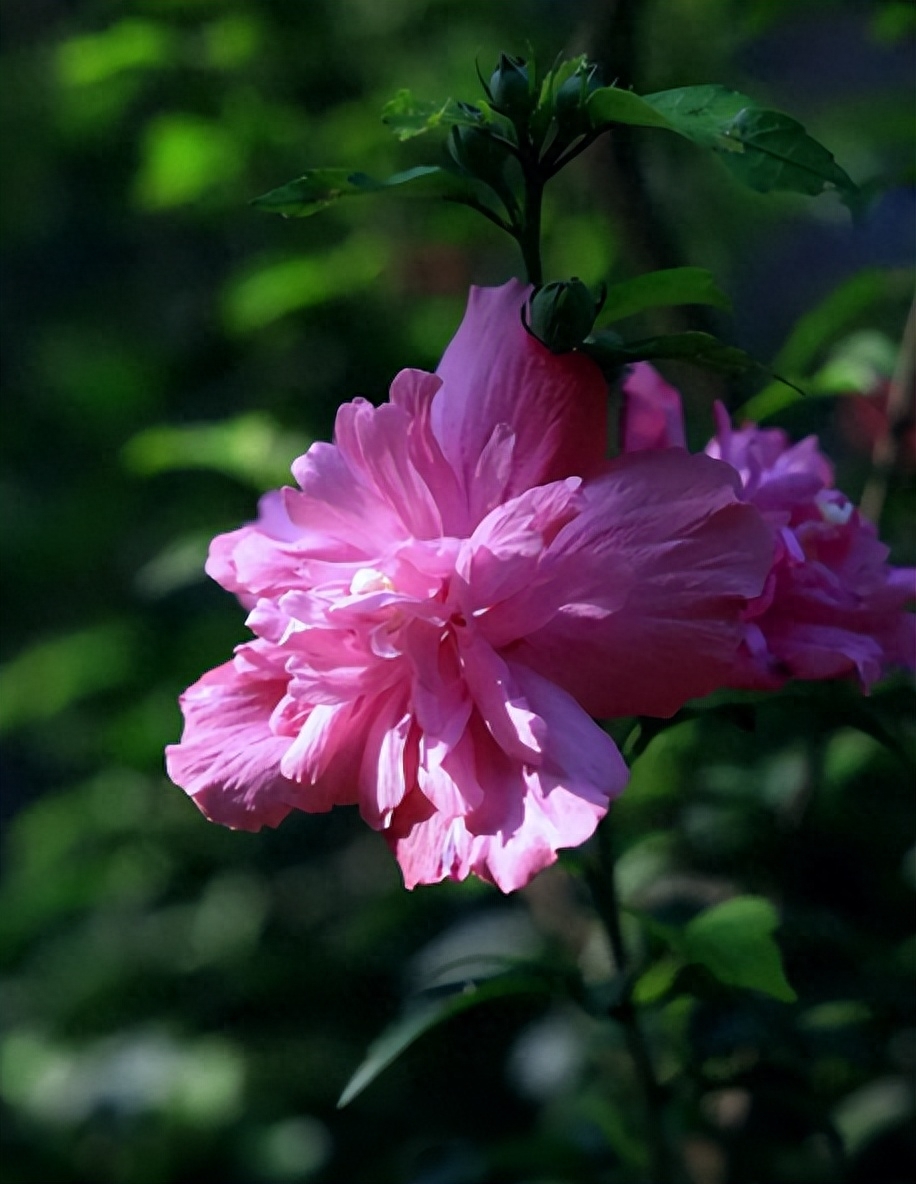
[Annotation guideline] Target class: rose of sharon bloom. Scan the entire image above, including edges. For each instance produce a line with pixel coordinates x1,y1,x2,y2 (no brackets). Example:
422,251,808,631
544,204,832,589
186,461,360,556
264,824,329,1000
622,362,916,690
166,285,772,892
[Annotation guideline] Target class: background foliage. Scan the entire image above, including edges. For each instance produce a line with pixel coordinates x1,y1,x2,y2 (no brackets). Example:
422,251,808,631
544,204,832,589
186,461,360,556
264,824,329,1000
1,1,914,1181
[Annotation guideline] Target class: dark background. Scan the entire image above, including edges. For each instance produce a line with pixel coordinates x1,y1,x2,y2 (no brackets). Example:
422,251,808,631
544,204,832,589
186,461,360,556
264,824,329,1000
1,1,914,1181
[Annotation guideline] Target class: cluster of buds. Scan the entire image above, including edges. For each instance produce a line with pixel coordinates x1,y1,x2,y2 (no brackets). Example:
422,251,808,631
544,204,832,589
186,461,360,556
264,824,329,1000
484,52,604,147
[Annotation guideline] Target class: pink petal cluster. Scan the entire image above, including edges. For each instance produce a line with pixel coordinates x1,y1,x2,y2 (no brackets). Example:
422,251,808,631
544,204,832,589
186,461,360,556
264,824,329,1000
622,363,916,691
166,285,772,892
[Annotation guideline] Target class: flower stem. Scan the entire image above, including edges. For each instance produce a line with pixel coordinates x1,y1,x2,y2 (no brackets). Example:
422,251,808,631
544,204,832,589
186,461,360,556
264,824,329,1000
518,164,544,286
587,817,673,1184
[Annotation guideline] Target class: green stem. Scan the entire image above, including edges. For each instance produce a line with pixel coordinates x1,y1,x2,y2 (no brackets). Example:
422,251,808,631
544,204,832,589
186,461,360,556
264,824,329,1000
587,818,673,1184
518,164,544,286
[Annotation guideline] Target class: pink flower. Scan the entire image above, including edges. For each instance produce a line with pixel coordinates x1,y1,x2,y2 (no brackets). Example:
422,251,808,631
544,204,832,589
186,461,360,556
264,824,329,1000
166,284,772,892
621,362,916,690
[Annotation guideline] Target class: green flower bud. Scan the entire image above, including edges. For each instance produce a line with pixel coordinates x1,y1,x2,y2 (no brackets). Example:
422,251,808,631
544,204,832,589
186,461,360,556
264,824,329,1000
488,53,531,119
447,124,508,184
554,62,603,133
525,279,599,354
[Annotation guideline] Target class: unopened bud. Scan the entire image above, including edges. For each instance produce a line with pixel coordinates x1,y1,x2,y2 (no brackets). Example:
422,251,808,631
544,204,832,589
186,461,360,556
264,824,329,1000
447,124,508,184
489,53,531,119
525,279,599,354
554,62,603,132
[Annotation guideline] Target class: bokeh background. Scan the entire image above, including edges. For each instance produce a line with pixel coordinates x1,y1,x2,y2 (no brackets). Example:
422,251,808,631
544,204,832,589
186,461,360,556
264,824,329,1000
1,1,914,1181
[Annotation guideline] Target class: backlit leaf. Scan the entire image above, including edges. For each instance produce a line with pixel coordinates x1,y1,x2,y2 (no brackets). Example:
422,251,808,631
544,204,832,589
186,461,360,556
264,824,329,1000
381,90,504,141
682,896,797,1002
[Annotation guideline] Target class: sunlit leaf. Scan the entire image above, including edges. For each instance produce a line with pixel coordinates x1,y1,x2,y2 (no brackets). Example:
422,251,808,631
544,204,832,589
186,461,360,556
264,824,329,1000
201,15,261,70
834,1078,914,1156
56,20,174,88
773,268,911,374
133,532,213,599
338,971,557,1108
222,236,391,333
739,329,897,420
682,896,797,1002
381,90,503,141
598,267,731,324
0,625,137,734
134,114,243,209
252,165,487,217
122,414,307,489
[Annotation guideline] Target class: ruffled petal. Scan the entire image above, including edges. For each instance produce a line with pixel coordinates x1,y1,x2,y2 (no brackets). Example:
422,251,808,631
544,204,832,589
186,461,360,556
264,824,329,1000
513,450,774,718
333,398,444,538
388,669,627,892
165,653,298,831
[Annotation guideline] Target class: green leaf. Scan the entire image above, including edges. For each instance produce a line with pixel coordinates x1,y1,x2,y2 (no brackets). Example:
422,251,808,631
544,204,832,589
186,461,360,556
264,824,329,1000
682,896,797,1002
338,971,556,1108
0,625,137,734
632,955,682,1005
773,268,910,374
381,90,508,142
739,329,898,421
252,166,484,217
123,413,307,489
641,85,858,205
587,85,677,132
584,329,762,375
598,267,731,324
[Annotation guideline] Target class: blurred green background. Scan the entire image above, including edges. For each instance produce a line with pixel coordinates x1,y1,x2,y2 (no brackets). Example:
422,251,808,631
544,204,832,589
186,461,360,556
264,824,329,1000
1,1,914,1181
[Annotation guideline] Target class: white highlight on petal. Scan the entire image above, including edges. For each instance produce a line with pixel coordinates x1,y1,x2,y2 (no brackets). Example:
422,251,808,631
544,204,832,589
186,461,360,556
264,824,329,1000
349,567,395,595
818,495,854,526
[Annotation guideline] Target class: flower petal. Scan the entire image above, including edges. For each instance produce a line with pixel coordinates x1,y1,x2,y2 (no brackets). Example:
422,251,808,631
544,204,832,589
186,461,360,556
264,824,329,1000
432,281,609,509
620,363,686,451
388,669,627,892
165,654,298,831
513,450,774,718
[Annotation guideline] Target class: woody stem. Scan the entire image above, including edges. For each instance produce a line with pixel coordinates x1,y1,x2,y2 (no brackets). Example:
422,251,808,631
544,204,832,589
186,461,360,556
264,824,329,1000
586,816,673,1184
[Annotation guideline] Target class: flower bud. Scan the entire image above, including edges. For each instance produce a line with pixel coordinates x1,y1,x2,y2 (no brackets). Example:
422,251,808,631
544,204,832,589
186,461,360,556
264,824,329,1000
525,279,600,354
554,62,603,134
488,53,531,119
447,124,508,184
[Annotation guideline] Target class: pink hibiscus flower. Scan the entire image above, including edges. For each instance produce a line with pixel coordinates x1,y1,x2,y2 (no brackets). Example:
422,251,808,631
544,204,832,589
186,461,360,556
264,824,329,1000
166,285,772,892
622,362,916,691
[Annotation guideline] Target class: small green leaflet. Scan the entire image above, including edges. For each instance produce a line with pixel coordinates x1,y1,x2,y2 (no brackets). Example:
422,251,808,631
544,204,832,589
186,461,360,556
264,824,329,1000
252,166,485,217
598,267,732,325
338,970,556,1108
381,89,510,142
587,84,858,206
682,896,797,1002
